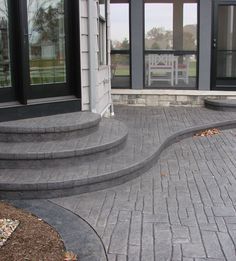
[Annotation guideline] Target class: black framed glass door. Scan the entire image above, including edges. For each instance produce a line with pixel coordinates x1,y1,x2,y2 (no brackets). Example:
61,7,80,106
212,0,236,90
25,0,73,99
0,0,81,103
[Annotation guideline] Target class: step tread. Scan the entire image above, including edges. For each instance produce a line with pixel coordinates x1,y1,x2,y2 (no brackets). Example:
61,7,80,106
0,112,101,133
0,119,128,159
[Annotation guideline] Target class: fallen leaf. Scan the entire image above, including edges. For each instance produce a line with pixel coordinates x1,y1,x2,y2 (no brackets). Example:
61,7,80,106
194,128,220,137
160,172,168,177
64,251,78,261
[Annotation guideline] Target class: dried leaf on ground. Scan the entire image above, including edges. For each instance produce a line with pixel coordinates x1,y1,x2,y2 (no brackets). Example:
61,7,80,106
64,251,78,261
160,172,168,177
194,128,220,137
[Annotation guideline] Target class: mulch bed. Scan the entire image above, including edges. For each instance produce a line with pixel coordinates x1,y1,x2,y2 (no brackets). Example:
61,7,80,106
0,201,65,261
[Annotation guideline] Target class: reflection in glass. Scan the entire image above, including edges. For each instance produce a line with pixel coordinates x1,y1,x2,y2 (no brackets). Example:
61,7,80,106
145,4,173,50
27,0,66,85
111,54,130,88
183,4,197,51
217,5,236,78
110,3,129,50
0,0,11,87
110,1,130,88
145,54,197,89
144,1,197,89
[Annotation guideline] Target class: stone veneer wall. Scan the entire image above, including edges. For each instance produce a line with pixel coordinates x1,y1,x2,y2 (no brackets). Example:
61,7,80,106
112,91,236,107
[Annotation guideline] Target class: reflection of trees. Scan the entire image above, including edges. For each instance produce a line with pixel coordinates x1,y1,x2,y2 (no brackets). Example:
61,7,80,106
111,37,129,50
29,0,63,45
0,0,8,18
145,26,197,50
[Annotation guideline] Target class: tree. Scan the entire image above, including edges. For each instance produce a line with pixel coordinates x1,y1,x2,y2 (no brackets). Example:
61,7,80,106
146,27,165,41
32,3,62,44
120,38,129,49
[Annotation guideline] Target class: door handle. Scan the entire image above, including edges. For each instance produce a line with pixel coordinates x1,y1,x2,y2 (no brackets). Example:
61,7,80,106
213,39,217,48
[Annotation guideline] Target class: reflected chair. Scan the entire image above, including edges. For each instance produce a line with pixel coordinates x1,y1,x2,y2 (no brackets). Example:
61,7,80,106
147,54,176,86
176,56,190,85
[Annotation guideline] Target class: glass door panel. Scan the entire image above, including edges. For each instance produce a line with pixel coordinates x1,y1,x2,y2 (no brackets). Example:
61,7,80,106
0,0,11,88
212,1,236,90
110,1,130,88
217,5,236,78
27,0,66,86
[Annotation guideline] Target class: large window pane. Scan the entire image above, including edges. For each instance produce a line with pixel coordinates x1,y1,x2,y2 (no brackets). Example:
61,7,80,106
27,0,66,85
145,4,173,50
217,5,236,78
183,3,197,51
0,0,11,87
110,1,130,88
144,1,198,89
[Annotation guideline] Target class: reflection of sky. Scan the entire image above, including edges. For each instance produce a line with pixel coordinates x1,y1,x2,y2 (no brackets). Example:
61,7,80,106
110,4,129,42
145,3,197,32
110,3,197,42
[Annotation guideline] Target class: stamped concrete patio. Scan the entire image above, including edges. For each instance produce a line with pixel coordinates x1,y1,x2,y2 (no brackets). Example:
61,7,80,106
6,106,236,260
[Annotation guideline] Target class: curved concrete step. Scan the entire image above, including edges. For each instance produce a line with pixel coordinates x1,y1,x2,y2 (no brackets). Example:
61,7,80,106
0,112,101,142
1,119,236,199
205,98,236,112
0,119,128,160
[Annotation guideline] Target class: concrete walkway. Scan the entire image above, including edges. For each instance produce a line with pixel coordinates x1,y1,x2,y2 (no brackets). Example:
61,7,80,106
49,106,236,261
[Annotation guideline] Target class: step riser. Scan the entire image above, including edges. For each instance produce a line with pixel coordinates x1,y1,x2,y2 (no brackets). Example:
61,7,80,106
0,125,100,142
205,103,236,112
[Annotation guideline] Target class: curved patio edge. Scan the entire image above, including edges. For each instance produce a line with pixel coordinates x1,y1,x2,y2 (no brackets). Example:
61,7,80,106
8,199,108,261
1,118,236,199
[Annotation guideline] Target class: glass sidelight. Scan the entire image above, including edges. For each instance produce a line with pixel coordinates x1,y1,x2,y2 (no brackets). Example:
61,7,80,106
110,0,130,88
27,0,66,85
212,1,236,90
0,0,11,88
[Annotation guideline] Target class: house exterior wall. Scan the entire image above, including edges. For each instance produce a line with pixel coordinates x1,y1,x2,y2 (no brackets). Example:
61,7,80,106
80,0,112,115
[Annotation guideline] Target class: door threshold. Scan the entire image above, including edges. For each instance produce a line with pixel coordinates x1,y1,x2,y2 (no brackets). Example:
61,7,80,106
27,95,79,105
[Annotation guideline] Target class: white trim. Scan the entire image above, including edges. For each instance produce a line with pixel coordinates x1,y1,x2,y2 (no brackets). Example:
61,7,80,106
88,0,97,113
112,89,236,96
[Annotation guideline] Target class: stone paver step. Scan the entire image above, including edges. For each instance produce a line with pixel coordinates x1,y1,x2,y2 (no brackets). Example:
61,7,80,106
0,111,101,142
205,98,236,112
0,132,156,198
0,119,128,160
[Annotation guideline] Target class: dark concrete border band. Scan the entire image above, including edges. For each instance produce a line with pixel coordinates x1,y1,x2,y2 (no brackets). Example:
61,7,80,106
1,118,236,199
8,199,108,261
